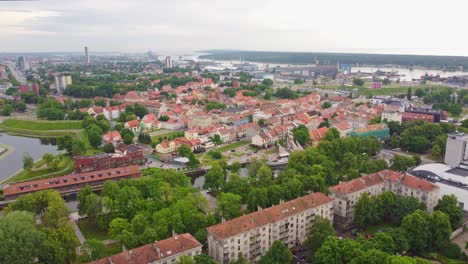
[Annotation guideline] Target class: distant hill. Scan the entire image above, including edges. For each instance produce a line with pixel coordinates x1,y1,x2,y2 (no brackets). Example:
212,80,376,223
199,50,468,70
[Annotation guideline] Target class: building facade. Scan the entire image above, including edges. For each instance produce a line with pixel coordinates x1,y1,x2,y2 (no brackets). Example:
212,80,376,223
74,145,146,173
444,132,468,168
206,193,334,264
329,169,439,229
91,233,202,264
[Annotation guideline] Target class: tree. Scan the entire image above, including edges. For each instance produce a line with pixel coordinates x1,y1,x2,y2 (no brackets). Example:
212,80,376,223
1,104,13,116
390,155,415,172
261,240,293,264
203,162,224,191
77,186,92,216
123,134,133,145
57,134,74,154
395,196,426,220
376,191,397,219
0,211,45,264
175,255,194,264
217,192,242,220
42,153,55,168
262,78,273,86
88,131,102,148
434,194,463,230
400,209,431,252
294,78,305,84
229,162,241,174
159,115,170,121
353,78,364,86
431,144,442,160
103,143,115,153
194,254,218,264
293,125,309,146
71,139,86,156
354,193,379,228
23,152,34,171
212,134,222,145
256,164,273,187
138,133,151,144
430,211,452,250
382,78,391,85
407,87,412,100
324,127,340,141
322,101,332,109
305,216,335,253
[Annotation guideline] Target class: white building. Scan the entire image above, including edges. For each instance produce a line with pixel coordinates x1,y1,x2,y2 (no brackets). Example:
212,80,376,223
207,192,333,264
381,110,402,124
444,132,468,168
329,169,439,229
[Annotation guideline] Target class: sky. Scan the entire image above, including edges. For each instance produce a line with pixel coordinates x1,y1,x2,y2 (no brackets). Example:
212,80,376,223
1,0,468,56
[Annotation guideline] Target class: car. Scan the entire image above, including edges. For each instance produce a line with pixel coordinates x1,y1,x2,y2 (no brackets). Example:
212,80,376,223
160,164,164,167
231,149,235,152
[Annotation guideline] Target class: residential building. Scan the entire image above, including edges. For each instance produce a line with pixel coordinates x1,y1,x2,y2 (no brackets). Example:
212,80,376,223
165,56,172,69
54,75,72,95
329,169,439,229
206,193,334,264
310,126,329,143
188,114,213,129
251,133,271,148
90,233,202,264
85,46,90,64
3,165,141,200
382,110,402,124
124,120,141,133
401,112,435,123
405,107,447,123
102,131,122,145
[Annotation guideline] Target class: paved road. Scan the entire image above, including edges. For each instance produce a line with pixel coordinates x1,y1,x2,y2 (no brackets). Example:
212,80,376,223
69,212,86,244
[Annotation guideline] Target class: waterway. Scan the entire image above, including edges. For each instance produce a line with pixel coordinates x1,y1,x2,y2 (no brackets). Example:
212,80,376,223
352,66,468,82
0,133,61,182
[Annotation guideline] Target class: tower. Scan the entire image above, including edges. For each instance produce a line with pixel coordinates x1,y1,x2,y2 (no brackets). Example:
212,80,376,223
165,56,172,69
84,46,90,64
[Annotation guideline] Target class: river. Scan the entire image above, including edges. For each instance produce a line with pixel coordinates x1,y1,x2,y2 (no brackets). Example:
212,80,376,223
352,66,468,82
0,133,61,182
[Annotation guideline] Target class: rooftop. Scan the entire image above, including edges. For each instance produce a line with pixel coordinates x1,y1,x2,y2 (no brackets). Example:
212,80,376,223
90,233,201,264
206,192,332,239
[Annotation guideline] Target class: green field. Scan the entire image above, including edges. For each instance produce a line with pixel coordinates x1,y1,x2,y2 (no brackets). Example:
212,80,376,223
151,131,184,143
1,119,82,130
3,155,74,184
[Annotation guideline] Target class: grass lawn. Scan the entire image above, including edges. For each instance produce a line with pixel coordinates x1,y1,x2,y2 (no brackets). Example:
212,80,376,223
151,131,184,143
265,146,278,155
216,141,249,153
232,153,244,157
359,221,399,235
102,243,122,257
77,219,109,241
3,155,74,184
1,119,82,130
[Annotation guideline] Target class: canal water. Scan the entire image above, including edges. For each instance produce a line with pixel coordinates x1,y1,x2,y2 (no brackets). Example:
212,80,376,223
0,133,61,182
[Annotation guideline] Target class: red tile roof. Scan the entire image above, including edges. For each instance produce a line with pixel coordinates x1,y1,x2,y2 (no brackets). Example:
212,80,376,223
310,126,329,142
3,165,141,197
207,193,333,239
399,174,438,192
90,233,201,264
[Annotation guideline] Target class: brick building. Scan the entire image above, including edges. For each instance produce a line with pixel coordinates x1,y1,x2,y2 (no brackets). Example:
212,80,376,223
206,193,334,263
401,112,435,123
329,169,439,229
3,165,141,200
73,145,146,173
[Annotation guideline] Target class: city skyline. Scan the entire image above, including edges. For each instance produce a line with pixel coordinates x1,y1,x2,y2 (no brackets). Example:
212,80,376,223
2,0,468,56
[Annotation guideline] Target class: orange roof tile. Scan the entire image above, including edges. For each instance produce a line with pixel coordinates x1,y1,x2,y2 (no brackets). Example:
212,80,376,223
207,193,332,239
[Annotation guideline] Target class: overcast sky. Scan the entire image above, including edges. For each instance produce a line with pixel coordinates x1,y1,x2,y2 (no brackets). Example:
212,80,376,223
1,0,468,56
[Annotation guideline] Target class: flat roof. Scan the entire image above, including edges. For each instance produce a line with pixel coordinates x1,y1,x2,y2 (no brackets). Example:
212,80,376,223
446,168,468,177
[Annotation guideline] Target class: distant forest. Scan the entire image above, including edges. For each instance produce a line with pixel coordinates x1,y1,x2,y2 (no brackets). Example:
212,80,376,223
200,50,468,70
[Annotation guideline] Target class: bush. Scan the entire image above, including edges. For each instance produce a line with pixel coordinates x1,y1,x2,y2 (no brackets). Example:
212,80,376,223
208,150,223,159
440,242,464,259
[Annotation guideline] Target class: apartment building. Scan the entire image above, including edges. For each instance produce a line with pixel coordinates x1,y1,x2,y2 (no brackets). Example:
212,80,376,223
329,169,439,229
90,233,202,264
206,192,334,264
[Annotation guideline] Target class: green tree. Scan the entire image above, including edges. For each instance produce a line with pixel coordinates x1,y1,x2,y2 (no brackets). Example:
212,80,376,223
434,194,463,230
0,211,45,264
194,254,218,264
42,153,55,168
353,78,365,86
260,240,293,264
304,216,335,253
431,144,442,160
203,162,224,191
407,87,412,100
103,143,115,153
88,130,102,148
256,164,273,187
229,162,241,174
400,209,431,252
395,196,426,220
293,125,309,146
23,152,34,171
123,134,133,145
354,193,379,228
322,101,332,109
390,155,415,172
262,78,273,86
324,127,340,141
217,192,242,220
1,104,14,116
430,211,452,250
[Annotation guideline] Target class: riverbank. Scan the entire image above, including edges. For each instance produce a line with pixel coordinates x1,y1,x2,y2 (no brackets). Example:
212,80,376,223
1,154,74,185
0,119,82,138
0,142,14,161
